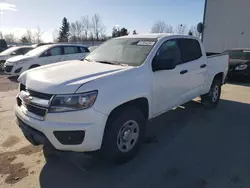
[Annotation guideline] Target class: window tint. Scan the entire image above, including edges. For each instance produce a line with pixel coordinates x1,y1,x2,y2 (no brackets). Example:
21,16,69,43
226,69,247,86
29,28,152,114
179,39,202,63
64,46,78,54
50,47,62,56
21,48,33,54
14,49,23,55
80,47,90,53
155,40,182,65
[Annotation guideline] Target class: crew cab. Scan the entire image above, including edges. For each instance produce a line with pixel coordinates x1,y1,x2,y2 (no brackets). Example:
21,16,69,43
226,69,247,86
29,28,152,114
15,34,229,163
4,44,89,75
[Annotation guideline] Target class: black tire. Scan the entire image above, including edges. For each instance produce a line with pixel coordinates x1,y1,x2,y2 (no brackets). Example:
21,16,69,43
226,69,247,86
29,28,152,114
201,78,222,108
29,64,40,69
100,107,146,164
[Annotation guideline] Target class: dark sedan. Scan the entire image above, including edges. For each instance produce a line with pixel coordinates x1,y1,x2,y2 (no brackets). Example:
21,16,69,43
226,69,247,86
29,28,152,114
226,49,250,80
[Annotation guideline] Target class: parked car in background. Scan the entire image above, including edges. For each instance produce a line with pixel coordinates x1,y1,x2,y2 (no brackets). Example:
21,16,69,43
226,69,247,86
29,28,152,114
0,39,8,53
15,34,229,163
4,44,90,76
226,49,250,80
0,46,34,70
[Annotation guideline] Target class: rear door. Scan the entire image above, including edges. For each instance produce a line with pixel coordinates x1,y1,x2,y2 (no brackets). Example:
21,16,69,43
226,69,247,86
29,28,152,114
62,46,87,61
178,38,207,95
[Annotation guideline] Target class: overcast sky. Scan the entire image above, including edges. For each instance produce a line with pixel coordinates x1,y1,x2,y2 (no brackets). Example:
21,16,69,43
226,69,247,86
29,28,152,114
0,0,205,42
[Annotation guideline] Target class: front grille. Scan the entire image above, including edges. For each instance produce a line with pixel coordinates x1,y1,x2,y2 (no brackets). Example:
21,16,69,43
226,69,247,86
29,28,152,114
4,65,13,72
17,84,53,119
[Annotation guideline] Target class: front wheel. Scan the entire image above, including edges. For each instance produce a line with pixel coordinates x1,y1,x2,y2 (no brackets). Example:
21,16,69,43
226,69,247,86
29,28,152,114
100,107,146,164
201,78,222,108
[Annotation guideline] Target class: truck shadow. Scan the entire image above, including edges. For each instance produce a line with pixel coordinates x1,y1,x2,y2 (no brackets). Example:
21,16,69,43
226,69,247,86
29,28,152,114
39,99,250,188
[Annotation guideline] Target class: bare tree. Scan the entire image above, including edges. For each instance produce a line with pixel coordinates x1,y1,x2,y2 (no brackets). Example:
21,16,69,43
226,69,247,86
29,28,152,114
34,27,43,43
52,29,59,42
151,21,166,33
4,33,17,43
75,20,83,41
175,24,187,35
91,14,105,41
69,22,77,42
165,25,174,33
189,25,200,38
82,15,90,40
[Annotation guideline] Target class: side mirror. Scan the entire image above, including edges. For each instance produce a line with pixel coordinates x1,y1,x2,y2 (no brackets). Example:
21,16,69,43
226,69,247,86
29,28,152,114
11,51,17,55
152,57,176,72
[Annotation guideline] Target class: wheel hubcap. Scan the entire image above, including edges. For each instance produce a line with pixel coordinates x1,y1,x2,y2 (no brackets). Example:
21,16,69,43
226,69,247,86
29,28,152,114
212,85,219,102
117,120,139,153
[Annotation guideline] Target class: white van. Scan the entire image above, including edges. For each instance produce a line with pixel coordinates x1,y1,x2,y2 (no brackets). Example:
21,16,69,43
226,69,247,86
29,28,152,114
4,44,90,75
0,46,33,70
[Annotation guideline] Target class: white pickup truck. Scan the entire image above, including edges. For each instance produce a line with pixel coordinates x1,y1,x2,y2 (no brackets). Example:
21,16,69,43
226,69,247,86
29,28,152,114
15,34,229,163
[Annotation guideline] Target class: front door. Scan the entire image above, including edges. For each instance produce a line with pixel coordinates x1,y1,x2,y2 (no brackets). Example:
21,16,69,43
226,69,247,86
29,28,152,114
38,46,63,65
152,39,191,116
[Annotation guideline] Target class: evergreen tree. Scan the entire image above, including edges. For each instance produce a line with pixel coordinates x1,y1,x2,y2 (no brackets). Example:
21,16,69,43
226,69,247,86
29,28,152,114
58,17,70,42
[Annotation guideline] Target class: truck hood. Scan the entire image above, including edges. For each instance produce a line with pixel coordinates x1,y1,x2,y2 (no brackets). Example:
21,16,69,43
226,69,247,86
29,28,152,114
7,55,33,62
229,59,250,68
18,60,132,94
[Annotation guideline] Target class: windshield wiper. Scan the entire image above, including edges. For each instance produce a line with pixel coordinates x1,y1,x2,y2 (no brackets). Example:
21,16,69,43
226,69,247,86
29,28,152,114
95,61,119,65
95,61,130,66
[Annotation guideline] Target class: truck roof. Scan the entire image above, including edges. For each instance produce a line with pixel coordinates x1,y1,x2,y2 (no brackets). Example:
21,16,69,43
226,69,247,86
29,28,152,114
117,33,199,40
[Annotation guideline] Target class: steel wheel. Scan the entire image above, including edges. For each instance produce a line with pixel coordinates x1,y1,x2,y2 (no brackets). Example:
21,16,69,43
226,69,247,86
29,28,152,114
212,85,219,102
117,120,139,153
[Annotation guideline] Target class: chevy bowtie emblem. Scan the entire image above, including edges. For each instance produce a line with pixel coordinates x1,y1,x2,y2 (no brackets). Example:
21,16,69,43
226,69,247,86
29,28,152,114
19,91,33,104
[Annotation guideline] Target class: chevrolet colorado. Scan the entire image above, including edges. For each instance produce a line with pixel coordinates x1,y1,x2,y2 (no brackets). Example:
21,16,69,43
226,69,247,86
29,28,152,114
15,34,229,163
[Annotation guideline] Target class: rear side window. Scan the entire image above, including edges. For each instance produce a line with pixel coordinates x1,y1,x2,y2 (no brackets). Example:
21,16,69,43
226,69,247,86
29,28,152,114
179,39,202,63
64,46,78,54
21,47,33,54
79,47,90,53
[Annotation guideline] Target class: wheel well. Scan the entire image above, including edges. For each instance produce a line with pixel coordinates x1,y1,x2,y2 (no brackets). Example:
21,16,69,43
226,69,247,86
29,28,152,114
214,72,224,83
107,98,149,124
29,64,40,69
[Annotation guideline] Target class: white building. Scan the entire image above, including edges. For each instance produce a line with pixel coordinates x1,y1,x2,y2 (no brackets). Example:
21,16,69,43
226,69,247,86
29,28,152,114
202,0,250,53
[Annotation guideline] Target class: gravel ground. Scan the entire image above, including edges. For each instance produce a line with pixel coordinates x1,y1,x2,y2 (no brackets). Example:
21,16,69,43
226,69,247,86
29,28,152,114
0,72,250,188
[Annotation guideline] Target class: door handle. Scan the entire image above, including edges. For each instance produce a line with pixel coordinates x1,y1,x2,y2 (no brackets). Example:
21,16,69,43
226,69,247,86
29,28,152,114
180,70,188,74
200,64,207,68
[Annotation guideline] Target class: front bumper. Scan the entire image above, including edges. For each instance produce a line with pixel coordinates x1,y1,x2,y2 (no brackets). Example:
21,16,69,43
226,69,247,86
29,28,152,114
228,68,250,80
15,105,108,152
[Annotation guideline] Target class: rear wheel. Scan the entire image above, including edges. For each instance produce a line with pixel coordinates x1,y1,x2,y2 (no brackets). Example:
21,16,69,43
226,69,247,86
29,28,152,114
201,78,222,108
100,107,146,164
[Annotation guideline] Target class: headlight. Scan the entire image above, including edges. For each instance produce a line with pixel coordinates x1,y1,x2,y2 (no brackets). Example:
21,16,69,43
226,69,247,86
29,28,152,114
235,64,248,70
49,91,98,112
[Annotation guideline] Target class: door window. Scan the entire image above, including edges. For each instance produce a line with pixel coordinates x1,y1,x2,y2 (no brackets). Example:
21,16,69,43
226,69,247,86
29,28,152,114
14,48,24,55
155,40,182,65
179,39,202,63
64,46,78,54
49,47,62,56
79,47,90,53
21,48,33,54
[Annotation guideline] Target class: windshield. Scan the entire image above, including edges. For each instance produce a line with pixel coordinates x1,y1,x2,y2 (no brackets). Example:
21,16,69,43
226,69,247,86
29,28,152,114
85,38,156,66
0,47,20,55
227,50,250,60
25,45,51,56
